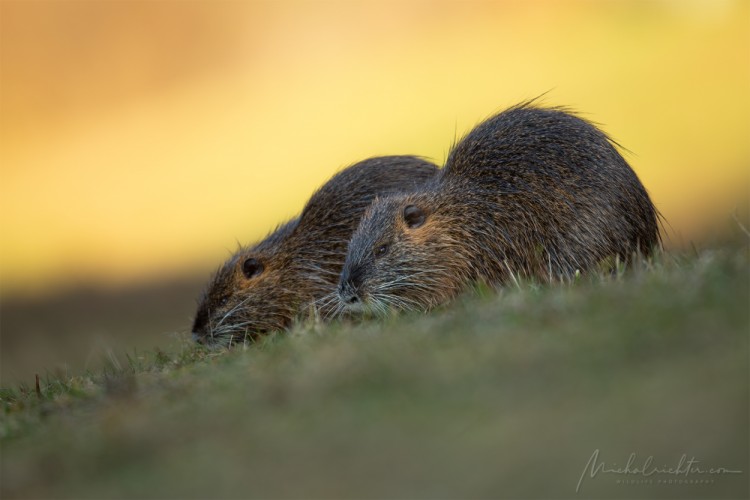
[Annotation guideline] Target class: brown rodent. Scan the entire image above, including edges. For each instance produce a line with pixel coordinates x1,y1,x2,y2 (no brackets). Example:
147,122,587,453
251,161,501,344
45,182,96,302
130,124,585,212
337,103,660,313
192,156,438,345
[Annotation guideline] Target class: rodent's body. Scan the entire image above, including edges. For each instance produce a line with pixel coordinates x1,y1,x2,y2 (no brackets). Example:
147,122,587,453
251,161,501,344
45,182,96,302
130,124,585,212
192,156,438,344
338,104,660,312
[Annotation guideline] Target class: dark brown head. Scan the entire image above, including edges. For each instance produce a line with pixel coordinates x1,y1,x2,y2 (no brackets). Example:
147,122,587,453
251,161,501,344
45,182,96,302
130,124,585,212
337,192,470,314
192,219,300,346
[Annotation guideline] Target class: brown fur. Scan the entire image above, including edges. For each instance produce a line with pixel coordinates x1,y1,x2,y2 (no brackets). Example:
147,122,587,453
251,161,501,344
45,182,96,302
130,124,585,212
337,103,661,313
192,156,438,345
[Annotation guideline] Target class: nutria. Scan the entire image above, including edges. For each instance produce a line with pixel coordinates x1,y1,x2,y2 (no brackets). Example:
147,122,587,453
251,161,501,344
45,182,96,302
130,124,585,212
192,156,438,345
337,103,660,313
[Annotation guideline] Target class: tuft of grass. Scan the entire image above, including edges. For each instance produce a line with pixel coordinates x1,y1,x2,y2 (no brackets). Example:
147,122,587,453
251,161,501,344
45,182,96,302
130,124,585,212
1,247,748,499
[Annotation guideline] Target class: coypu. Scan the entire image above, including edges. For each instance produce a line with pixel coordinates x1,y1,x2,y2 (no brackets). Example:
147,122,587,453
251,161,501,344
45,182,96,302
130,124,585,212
192,156,438,345
337,103,660,313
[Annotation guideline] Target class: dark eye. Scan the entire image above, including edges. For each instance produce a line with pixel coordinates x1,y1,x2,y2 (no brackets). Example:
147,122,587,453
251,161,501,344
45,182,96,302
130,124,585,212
374,244,389,258
403,205,426,228
242,258,264,279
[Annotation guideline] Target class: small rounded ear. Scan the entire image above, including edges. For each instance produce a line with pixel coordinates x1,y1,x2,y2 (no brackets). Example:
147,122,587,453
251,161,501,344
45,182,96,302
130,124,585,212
242,257,264,279
403,205,426,228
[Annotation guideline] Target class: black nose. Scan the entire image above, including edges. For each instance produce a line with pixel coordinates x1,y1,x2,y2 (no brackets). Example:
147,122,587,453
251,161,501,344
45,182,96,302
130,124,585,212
338,265,365,306
191,305,210,342
337,291,361,307
192,313,206,333
337,281,361,305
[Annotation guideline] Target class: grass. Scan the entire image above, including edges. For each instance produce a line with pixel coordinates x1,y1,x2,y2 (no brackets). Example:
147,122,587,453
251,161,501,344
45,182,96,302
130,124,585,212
1,247,748,499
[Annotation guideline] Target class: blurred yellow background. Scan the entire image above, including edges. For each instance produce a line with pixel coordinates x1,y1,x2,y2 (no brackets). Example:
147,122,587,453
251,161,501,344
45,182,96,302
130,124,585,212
1,0,748,297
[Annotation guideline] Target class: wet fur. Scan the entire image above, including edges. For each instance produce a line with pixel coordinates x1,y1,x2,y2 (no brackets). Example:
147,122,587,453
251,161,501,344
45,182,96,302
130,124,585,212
339,103,661,313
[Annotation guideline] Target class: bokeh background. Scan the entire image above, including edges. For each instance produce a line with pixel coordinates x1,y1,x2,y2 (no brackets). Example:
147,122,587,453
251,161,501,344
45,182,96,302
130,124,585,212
1,0,748,385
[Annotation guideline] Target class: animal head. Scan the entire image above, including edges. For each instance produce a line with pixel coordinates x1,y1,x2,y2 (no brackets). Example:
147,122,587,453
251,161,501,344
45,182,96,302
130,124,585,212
192,220,301,346
337,193,469,314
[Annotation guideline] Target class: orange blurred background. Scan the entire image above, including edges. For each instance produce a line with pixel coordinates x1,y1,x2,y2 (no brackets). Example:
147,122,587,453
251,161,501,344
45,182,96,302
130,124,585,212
2,0,749,297
0,1,748,382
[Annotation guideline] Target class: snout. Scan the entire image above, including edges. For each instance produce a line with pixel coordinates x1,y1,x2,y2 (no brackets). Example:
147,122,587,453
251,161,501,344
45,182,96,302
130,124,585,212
338,284,361,306
190,304,224,345
338,265,366,309
192,331,207,344
191,307,210,343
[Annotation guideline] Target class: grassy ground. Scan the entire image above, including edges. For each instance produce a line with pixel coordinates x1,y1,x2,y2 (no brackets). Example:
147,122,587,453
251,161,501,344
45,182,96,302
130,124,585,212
1,247,748,499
